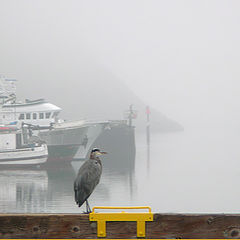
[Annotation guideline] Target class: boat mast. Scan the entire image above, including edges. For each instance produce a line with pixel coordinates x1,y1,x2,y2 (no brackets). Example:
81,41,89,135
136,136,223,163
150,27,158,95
0,75,17,103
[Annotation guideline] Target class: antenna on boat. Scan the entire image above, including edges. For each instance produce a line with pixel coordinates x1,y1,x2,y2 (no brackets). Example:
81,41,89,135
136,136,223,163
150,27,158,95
124,105,137,127
0,75,17,102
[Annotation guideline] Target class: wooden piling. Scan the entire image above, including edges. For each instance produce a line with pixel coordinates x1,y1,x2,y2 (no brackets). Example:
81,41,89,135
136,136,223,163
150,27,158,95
1,213,240,238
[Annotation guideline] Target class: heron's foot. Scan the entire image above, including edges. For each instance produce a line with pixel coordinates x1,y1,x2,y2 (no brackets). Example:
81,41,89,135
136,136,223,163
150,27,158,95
82,210,92,214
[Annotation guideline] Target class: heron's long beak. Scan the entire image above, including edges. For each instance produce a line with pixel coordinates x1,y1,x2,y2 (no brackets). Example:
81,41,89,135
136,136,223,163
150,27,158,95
96,151,108,156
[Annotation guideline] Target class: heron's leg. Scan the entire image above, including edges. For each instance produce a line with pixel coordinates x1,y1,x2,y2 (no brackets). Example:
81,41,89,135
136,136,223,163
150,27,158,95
86,200,92,213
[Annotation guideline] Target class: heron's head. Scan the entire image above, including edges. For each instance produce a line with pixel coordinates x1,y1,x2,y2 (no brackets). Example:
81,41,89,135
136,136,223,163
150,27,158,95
90,148,107,159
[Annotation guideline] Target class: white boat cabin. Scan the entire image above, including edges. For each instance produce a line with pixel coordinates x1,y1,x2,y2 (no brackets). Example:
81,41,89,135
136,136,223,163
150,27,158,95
0,99,61,126
0,76,62,126
0,126,48,165
0,127,27,150
0,132,17,150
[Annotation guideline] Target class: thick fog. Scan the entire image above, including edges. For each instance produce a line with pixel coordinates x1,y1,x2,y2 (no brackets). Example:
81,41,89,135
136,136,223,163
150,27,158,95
1,0,240,129
1,0,240,214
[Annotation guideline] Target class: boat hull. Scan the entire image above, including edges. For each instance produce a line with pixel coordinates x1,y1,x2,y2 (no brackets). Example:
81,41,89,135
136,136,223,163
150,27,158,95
0,144,48,165
93,125,136,169
38,124,89,160
73,123,106,159
47,144,80,160
39,120,135,163
74,123,136,170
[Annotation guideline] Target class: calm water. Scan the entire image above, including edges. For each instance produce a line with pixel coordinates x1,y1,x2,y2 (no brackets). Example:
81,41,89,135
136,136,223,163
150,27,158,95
1,126,240,213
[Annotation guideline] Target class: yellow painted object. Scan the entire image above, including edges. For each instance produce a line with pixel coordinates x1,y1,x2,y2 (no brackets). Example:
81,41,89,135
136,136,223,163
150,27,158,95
89,206,153,238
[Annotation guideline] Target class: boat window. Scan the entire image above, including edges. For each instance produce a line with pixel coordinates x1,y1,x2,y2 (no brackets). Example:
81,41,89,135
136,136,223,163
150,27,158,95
39,113,44,119
26,113,31,119
46,112,51,119
33,113,37,119
19,114,24,120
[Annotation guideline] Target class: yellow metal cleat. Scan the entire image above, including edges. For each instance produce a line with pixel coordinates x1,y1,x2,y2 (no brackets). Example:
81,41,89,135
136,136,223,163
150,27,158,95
89,206,153,238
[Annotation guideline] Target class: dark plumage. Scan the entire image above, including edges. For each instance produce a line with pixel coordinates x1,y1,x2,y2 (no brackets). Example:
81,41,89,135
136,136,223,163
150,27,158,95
74,148,107,213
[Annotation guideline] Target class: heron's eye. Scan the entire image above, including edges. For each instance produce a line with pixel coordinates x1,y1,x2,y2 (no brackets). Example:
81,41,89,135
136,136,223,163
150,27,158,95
95,161,98,164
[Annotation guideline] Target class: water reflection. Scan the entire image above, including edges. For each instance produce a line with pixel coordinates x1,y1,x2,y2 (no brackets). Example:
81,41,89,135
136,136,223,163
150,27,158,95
0,169,48,213
2,128,240,213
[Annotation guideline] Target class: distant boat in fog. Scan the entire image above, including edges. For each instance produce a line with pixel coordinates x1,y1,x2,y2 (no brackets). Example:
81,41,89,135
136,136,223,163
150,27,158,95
0,75,135,161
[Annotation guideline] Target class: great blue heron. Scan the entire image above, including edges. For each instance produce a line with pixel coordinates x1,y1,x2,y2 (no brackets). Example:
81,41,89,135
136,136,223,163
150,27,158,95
74,148,107,213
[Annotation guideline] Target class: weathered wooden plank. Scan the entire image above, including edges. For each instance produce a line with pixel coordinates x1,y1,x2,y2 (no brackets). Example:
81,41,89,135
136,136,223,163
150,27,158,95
0,213,240,238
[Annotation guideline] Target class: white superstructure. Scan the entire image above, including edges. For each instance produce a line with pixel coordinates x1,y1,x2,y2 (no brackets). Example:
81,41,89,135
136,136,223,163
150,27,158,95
1,100,62,126
0,75,61,126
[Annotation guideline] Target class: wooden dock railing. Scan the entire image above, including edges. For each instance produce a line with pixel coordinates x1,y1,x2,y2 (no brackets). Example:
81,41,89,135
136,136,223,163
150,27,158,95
1,213,240,238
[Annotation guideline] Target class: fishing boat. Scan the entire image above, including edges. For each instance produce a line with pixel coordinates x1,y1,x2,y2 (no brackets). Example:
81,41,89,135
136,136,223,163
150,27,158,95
0,126,48,165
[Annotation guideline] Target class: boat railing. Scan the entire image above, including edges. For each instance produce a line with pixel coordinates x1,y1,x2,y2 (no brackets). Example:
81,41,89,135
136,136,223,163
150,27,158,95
54,119,128,129
83,119,128,125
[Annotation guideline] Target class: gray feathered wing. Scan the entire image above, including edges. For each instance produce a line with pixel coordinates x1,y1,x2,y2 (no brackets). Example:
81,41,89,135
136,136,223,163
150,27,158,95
74,160,102,207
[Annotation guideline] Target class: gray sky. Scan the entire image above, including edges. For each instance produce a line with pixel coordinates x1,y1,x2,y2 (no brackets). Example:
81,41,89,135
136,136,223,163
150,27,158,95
1,0,240,127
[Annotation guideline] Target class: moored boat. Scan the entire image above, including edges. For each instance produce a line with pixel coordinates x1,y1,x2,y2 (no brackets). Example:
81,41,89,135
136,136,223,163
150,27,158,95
0,75,136,161
0,76,104,160
0,126,48,165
